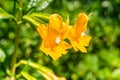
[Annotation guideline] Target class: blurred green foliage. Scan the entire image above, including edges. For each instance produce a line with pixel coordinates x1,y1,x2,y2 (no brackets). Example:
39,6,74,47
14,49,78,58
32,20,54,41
0,0,120,80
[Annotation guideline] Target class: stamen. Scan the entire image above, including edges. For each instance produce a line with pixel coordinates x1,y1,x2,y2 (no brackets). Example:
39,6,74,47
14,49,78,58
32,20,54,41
55,36,61,44
81,32,85,36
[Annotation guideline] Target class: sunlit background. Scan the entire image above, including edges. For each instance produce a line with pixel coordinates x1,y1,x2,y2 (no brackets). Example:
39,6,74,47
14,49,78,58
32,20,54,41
0,0,120,80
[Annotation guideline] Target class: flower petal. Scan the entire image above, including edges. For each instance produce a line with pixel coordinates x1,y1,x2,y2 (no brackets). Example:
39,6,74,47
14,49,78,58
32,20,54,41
40,41,51,55
40,41,71,60
56,41,71,55
45,14,64,48
70,40,87,52
71,35,91,52
74,13,89,36
37,24,47,39
78,35,91,47
49,14,62,31
49,41,71,60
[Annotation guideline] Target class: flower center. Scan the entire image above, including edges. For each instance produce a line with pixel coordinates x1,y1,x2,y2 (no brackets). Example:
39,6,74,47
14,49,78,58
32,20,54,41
81,32,85,36
55,36,61,44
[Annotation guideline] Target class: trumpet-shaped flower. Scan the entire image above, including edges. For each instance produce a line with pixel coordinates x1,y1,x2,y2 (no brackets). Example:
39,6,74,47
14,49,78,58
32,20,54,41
37,14,71,60
68,13,91,52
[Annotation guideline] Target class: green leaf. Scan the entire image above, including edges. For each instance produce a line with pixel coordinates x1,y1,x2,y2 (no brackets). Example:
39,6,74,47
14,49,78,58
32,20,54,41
0,7,14,19
0,48,6,62
21,71,37,80
23,13,50,28
37,70,58,80
27,0,53,11
23,15,41,27
31,13,50,22
16,60,62,80
16,60,53,73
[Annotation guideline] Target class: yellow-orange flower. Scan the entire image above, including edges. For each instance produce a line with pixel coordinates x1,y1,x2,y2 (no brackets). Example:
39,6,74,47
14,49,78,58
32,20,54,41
68,13,91,52
37,14,71,60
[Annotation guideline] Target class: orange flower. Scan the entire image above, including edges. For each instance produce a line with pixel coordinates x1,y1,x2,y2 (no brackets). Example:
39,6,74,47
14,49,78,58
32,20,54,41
37,14,71,60
68,13,91,52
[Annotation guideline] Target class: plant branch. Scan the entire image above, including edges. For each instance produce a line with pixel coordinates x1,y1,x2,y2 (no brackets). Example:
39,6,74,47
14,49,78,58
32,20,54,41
10,0,23,78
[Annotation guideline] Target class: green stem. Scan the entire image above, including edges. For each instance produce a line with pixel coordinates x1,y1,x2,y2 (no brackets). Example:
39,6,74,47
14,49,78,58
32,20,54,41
10,0,23,78
13,0,16,15
11,24,21,75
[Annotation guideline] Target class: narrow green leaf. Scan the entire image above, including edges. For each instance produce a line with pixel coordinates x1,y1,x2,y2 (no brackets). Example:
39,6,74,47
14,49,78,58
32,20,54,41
37,70,53,80
23,15,40,27
0,7,14,19
31,13,50,22
30,15,46,24
21,71,37,80
23,14,49,28
16,60,53,73
16,60,65,80
37,70,58,80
